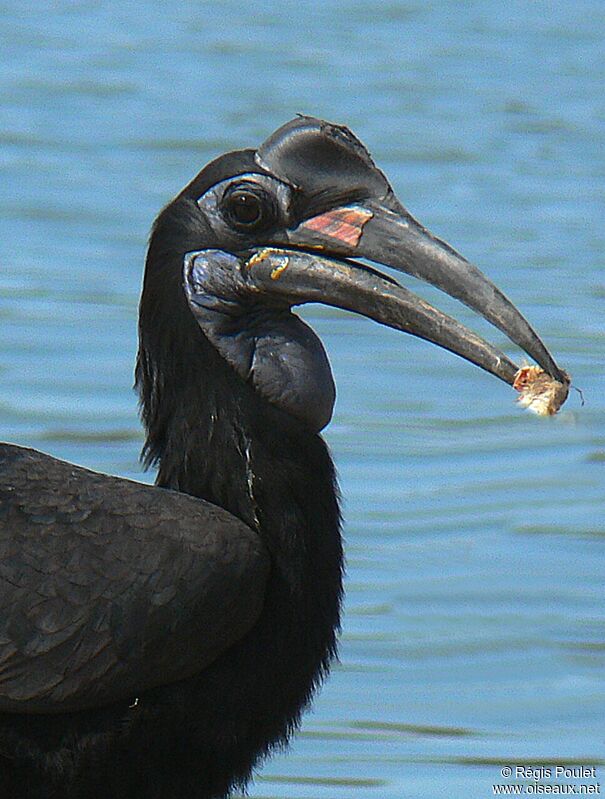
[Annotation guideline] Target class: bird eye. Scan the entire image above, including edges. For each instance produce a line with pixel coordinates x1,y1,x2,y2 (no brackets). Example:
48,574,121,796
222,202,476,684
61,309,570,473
222,183,274,231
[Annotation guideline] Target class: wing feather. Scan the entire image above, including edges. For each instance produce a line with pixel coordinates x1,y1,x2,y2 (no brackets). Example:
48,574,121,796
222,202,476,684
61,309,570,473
0,443,269,713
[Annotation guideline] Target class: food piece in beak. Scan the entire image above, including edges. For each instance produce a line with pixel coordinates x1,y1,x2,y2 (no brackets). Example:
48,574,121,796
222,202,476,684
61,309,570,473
513,366,570,416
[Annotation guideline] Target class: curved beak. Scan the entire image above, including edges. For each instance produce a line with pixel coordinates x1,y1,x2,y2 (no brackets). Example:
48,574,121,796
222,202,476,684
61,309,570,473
270,198,568,387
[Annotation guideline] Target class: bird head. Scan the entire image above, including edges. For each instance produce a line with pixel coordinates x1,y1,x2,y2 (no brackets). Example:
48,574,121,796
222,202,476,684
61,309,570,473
140,116,567,435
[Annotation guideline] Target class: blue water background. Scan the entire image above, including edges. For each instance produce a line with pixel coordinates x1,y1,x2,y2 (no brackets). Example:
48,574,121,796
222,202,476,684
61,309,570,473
1,2,604,797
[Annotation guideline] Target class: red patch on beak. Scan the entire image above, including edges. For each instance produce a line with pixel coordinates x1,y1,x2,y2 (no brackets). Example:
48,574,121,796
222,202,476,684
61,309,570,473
300,205,373,248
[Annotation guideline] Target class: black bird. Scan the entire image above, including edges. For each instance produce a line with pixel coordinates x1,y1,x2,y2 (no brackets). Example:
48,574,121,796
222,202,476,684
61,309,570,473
0,117,567,799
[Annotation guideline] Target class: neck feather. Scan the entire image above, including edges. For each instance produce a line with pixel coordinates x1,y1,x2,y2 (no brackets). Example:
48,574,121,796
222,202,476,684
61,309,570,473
136,224,343,594
135,216,344,785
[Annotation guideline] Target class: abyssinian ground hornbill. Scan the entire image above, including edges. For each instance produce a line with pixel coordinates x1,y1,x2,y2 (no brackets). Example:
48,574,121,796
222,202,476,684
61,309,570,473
0,117,567,798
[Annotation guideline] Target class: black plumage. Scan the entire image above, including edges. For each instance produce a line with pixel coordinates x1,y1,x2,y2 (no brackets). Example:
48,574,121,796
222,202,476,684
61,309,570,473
0,444,269,714
0,116,565,798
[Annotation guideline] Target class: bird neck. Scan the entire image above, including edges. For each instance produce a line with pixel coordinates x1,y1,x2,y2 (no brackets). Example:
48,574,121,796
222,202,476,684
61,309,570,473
137,201,341,535
136,215,343,769
136,220,343,594
141,332,341,572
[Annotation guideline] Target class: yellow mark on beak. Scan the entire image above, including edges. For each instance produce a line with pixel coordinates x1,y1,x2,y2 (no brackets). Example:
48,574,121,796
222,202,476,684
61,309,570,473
245,249,273,270
299,242,326,251
246,249,290,280
270,257,289,280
